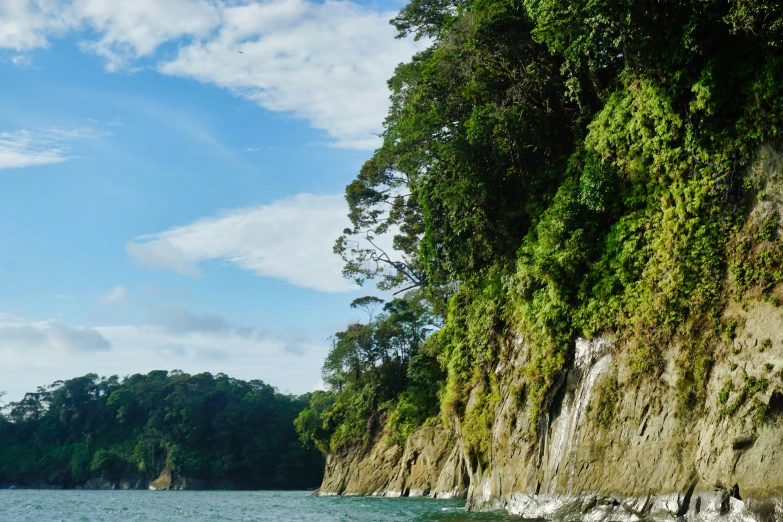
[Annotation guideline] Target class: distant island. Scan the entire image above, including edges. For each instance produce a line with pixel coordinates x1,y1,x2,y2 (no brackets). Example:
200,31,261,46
0,371,322,490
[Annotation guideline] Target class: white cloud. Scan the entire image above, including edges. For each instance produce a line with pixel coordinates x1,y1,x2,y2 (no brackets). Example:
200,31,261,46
75,0,221,71
152,306,237,335
0,129,67,169
0,0,425,149
126,193,358,292
148,306,311,354
11,54,32,67
0,314,111,353
0,309,327,402
0,0,219,61
158,0,424,148
0,127,98,170
101,285,127,303
0,0,71,51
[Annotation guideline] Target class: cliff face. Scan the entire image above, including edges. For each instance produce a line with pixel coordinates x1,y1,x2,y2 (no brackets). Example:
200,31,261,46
319,420,468,498
319,301,783,519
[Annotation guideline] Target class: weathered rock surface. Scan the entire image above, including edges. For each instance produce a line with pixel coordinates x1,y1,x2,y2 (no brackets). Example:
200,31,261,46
386,421,469,498
317,420,469,498
318,301,783,520
319,428,402,495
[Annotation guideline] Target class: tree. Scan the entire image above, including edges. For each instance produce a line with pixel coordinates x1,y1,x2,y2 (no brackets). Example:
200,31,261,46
336,0,575,293
350,296,385,322
334,175,427,292
298,292,441,452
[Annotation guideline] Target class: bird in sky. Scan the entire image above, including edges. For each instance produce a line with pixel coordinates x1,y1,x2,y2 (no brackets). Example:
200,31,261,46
238,51,244,54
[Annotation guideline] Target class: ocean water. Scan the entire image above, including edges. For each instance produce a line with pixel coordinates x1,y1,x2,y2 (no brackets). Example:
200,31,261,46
0,490,524,521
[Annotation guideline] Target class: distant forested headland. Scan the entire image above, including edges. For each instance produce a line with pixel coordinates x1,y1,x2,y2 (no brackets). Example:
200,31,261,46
0,371,322,489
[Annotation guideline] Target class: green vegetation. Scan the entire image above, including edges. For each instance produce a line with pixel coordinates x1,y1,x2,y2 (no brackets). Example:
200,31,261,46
721,375,769,417
324,0,783,464
722,317,744,342
719,381,733,405
296,293,442,451
0,372,322,489
595,374,620,429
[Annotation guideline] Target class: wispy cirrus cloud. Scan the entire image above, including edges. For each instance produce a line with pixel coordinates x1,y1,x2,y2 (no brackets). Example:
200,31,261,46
0,127,98,170
101,285,127,303
10,54,32,67
0,0,425,149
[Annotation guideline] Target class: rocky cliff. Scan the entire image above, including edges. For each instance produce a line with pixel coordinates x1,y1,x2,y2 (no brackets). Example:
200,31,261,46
319,420,468,498
318,301,783,520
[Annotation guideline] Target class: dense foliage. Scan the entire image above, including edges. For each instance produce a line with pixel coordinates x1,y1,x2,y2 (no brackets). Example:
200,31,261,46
0,371,322,489
329,0,783,462
296,293,443,451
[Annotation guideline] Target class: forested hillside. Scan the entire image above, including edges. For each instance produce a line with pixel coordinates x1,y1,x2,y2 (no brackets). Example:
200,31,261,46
0,371,322,489
298,0,783,477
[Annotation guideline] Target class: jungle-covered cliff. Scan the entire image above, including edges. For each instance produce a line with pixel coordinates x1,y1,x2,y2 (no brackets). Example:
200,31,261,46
295,0,783,518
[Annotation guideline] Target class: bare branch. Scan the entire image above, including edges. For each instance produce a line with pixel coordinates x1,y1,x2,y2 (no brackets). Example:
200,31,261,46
393,283,422,295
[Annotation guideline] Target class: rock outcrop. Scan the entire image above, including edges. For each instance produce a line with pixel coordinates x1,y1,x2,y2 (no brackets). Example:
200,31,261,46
318,420,468,498
318,301,783,520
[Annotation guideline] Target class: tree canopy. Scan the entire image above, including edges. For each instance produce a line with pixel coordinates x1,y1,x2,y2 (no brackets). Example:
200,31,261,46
296,292,442,451
0,371,322,489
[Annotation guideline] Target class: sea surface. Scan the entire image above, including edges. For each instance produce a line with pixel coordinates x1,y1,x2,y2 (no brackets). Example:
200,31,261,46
0,490,527,521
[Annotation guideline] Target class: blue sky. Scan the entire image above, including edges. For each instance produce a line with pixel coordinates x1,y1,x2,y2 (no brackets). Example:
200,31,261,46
0,0,423,401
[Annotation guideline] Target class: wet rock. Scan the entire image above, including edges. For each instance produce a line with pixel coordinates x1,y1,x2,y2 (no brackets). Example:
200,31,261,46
674,475,698,517
581,495,597,513
716,485,731,515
